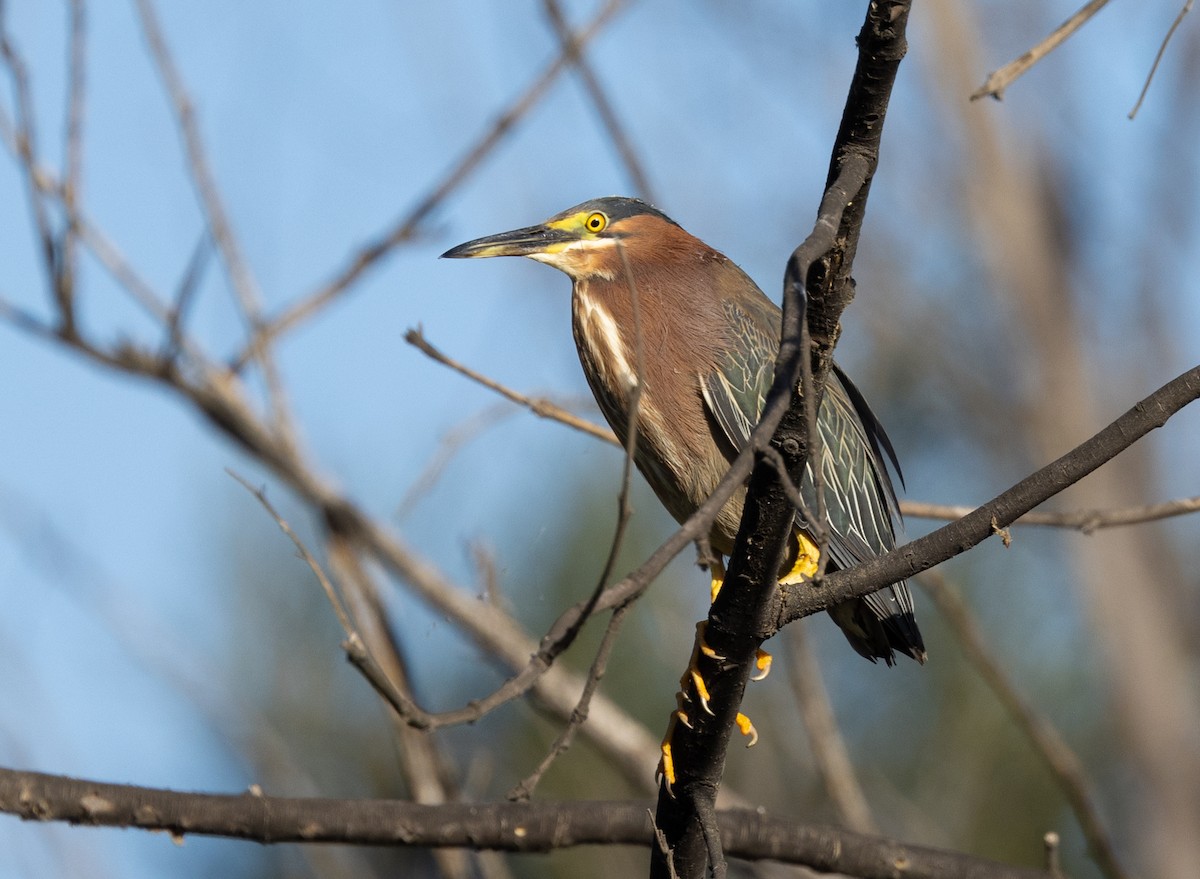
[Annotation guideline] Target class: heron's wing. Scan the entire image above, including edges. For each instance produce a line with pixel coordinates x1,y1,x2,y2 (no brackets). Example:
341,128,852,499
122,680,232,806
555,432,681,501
699,297,915,623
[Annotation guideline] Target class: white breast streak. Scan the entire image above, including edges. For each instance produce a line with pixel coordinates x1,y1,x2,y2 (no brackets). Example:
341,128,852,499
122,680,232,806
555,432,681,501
577,293,639,393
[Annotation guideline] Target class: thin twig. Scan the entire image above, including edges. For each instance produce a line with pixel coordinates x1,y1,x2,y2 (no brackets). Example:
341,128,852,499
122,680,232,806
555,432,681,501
405,327,619,445
0,294,54,339
226,471,353,633
134,0,261,327
1128,0,1193,119
760,444,826,541
971,0,1112,102
508,240,648,800
798,310,832,578
508,601,635,800
0,139,181,328
652,817,681,879
1044,832,1063,878
60,0,86,305
901,495,1200,533
135,0,294,436
397,402,521,520
226,470,435,729
162,231,212,362
458,543,498,612
238,0,631,365
326,538,485,879
921,571,1129,879
700,798,727,879
0,13,67,331
541,0,656,202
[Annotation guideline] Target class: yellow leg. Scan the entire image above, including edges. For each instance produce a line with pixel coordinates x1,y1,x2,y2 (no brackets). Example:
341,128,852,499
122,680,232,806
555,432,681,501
659,738,676,791
709,556,726,603
663,539,806,789
688,668,714,715
658,693,692,792
744,529,818,685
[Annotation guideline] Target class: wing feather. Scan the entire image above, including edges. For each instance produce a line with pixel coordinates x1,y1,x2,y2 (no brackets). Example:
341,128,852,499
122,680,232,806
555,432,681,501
700,298,919,644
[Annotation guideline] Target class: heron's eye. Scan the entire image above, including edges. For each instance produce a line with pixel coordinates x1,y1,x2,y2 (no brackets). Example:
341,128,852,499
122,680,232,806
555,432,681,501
584,211,608,233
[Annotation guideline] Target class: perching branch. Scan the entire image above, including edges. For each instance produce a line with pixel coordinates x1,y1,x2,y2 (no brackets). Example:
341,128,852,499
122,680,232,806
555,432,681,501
650,3,911,876
0,767,1052,879
776,364,1200,628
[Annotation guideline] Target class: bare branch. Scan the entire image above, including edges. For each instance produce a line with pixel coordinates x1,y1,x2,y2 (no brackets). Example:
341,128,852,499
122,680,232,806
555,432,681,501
0,11,69,332
1128,0,1193,119
326,540,491,879
405,327,618,445
134,0,261,326
971,0,1112,102
60,0,86,299
227,470,354,635
509,601,635,800
901,495,1200,532
0,293,58,340
541,0,656,202
779,364,1200,626
227,470,439,729
921,572,1128,879
0,141,182,329
135,0,295,436
161,231,212,362
0,766,1055,879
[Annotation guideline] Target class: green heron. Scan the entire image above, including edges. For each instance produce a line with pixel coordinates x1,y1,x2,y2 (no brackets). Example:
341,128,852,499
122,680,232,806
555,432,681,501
443,197,925,775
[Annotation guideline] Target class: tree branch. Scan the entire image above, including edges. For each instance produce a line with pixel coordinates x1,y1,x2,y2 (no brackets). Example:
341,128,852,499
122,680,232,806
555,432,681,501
0,767,1052,879
777,364,1200,627
901,495,1200,533
970,0,1112,102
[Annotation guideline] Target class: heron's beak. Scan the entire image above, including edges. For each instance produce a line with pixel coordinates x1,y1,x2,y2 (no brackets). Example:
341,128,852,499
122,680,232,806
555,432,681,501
441,224,576,260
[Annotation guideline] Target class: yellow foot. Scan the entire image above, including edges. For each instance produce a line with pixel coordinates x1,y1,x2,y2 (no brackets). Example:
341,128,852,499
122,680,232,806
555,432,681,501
697,621,725,660
779,530,820,585
751,648,772,681
658,704,685,792
688,668,714,715
658,734,677,792
735,712,759,748
709,556,726,603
